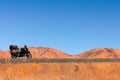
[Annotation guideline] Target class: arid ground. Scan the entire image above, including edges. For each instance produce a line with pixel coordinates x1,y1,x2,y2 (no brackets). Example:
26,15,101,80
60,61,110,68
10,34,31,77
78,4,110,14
0,61,120,80
0,47,120,80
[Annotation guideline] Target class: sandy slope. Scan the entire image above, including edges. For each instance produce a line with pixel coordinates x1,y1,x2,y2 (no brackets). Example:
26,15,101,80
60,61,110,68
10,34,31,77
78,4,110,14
1,48,120,59
75,48,120,58
29,47,70,58
0,47,70,58
0,62,120,80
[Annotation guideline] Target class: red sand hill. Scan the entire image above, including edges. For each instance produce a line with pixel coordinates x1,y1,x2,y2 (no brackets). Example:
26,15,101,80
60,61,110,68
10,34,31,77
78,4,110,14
1,47,120,59
0,47,70,58
29,47,70,58
75,48,120,58
0,50,10,58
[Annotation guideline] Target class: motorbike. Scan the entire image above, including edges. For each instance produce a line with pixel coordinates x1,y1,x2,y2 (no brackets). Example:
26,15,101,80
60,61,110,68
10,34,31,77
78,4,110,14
9,45,32,59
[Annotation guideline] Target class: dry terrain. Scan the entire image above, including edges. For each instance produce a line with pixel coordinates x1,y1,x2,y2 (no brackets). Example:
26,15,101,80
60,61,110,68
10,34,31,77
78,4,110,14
1,47,120,59
0,47,120,80
75,48,120,58
0,62,120,80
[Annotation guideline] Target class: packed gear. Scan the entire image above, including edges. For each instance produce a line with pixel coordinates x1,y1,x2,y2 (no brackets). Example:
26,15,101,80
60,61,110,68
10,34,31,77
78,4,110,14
9,45,32,59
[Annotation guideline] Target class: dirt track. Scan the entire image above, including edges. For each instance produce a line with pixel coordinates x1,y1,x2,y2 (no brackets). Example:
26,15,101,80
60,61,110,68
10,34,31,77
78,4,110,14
0,58,120,64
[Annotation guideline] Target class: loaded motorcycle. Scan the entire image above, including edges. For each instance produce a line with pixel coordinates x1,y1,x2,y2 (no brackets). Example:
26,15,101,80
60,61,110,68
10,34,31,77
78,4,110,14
9,45,32,59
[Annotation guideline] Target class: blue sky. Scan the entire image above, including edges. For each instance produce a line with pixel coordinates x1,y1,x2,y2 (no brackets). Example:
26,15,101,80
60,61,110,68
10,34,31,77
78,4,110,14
0,0,120,54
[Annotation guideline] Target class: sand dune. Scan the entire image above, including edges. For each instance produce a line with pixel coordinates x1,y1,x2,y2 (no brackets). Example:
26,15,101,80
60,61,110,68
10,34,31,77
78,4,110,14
75,48,120,58
1,47,120,59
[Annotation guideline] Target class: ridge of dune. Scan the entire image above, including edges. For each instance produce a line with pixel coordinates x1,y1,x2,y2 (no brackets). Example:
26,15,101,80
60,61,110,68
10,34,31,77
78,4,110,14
75,48,120,58
0,47,70,58
29,47,70,58
0,47,120,59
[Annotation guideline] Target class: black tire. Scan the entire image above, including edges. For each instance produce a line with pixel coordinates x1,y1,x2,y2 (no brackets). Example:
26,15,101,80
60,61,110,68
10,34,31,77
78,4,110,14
11,54,17,59
26,53,32,59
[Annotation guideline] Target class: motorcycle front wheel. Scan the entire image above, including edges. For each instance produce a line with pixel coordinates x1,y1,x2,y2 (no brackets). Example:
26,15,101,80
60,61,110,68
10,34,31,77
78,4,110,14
26,53,32,59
